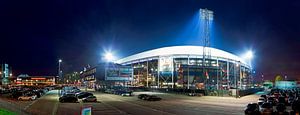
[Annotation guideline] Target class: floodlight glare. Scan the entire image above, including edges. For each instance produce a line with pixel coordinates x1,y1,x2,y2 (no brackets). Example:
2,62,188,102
199,8,214,21
59,59,62,63
245,51,253,59
105,52,114,61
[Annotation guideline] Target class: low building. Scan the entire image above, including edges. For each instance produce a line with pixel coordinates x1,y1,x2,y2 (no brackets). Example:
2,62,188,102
80,63,133,89
16,74,56,86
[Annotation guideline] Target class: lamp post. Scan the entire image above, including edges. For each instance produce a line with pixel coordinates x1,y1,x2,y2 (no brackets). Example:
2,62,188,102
58,59,62,83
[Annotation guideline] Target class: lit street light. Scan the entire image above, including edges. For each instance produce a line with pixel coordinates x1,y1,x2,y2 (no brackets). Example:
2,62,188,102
58,59,62,83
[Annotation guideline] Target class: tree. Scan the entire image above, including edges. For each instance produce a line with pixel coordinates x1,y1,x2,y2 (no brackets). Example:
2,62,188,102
275,75,284,81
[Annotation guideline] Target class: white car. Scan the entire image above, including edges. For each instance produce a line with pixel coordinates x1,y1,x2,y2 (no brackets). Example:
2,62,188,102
18,95,36,101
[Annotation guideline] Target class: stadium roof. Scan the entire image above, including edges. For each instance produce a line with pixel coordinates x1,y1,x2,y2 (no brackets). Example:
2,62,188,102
115,45,248,66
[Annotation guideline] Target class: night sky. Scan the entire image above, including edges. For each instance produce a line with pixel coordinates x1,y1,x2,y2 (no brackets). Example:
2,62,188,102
0,0,299,80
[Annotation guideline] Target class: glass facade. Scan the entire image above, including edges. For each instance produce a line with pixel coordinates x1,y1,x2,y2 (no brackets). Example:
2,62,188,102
126,55,252,90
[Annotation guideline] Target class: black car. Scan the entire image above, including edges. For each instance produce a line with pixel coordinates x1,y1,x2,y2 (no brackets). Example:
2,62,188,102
260,95,267,99
267,97,275,106
10,91,23,99
276,103,286,112
244,103,260,115
278,96,286,104
77,92,93,99
120,91,133,96
138,94,149,100
59,94,78,103
144,95,162,101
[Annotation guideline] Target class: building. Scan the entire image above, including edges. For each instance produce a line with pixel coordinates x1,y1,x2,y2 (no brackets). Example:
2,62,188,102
15,74,56,86
115,45,252,90
275,81,297,89
80,63,133,89
0,63,12,86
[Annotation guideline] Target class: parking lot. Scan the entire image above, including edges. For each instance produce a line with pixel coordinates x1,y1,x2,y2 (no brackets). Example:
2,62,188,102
10,85,300,115
0,86,56,115
23,86,262,115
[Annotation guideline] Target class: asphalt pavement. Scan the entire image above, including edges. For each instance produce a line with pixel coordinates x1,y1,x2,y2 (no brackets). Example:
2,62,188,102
21,89,262,115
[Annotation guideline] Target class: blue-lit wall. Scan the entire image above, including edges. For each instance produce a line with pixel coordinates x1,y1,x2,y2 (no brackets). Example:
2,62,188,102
275,81,297,89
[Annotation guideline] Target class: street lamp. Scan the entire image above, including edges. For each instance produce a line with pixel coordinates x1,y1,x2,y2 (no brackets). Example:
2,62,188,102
58,59,62,83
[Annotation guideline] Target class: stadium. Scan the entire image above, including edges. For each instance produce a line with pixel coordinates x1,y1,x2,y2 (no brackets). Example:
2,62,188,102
115,45,252,90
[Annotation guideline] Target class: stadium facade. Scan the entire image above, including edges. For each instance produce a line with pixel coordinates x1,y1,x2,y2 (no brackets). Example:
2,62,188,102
115,45,252,90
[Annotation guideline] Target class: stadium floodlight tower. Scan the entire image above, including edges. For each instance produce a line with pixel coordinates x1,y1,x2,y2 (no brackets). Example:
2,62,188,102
199,8,213,88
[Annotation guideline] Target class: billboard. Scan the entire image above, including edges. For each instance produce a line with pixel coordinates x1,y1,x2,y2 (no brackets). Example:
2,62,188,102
159,56,173,75
105,65,132,81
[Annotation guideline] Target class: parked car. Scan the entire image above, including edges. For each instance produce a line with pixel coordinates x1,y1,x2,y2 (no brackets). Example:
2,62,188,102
10,91,23,99
260,102,273,115
82,95,97,102
244,103,260,115
278,96,286,104
288,97,295,105
258,100,264,106
104,89,116,94
258,97,266,102
75,92,84,97
120,91,133,96
267,97,276,106
260,95,267,99
138,94,149,100
275,103,288,115
144,95,162,101
77,92,93,99
18,95,36,101
59,94,78,103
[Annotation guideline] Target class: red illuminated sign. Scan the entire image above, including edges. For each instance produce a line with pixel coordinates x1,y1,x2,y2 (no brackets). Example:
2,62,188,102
31,78,46,80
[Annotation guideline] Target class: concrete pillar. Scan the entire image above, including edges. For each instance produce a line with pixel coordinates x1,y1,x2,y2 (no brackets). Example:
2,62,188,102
147,60,149,88
187,55,190,89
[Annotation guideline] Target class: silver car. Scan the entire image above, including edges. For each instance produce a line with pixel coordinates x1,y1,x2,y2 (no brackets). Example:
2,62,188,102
82,95,97,102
